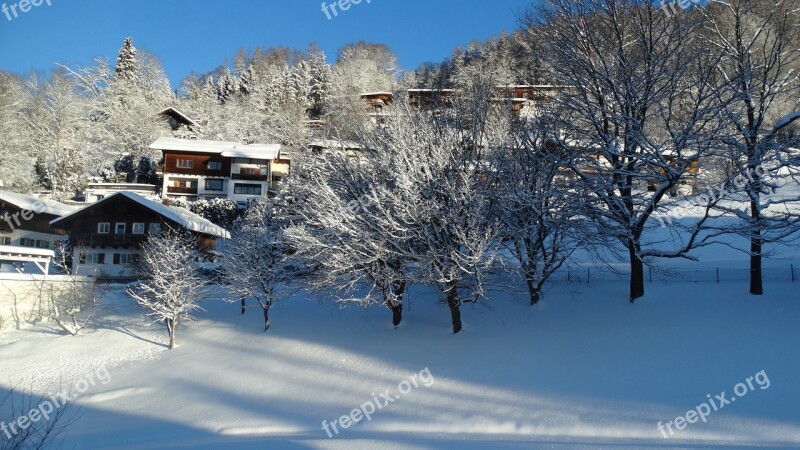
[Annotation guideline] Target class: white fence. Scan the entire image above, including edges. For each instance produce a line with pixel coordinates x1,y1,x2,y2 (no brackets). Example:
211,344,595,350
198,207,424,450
0,274,94,331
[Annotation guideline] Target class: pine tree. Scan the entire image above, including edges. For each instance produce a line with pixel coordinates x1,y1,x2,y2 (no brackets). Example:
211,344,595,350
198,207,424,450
115,37,138,84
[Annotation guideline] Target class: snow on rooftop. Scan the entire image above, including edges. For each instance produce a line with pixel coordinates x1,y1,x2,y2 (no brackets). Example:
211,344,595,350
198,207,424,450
221,146,280,160
0,190,77,217
159,107,199,126
150,137,280,159
0,245,55,258
307,139,364,150
52,192,230,239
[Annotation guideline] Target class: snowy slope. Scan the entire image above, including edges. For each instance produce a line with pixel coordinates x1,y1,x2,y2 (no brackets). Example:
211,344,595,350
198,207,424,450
1,272,798,449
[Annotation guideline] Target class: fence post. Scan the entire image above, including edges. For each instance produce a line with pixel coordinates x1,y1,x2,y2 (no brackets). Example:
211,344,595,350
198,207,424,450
716,268,720,283
792,264,795,282
587,268,590,284
567,269,571,282
649,268,652,283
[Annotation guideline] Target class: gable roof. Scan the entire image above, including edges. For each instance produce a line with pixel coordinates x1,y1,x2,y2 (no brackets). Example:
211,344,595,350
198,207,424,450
159,107,199,127
0,190,77,217
150,137,281,159
51,192,230,239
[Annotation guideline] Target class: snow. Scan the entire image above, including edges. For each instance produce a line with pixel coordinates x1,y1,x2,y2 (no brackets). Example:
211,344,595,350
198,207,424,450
1,239,798,448
149,137,281,159
51,191,230,239
0,190,77,217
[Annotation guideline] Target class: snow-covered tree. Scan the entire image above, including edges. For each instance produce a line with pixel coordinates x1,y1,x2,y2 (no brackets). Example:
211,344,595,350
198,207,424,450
286,147,416,327
114,37,138,84
127,228,206,349
527,0,729,301
492,112,585,305
0,72,35,190
22,70,87,198
222,199,293,331
702,0,800,294
47,239,106,336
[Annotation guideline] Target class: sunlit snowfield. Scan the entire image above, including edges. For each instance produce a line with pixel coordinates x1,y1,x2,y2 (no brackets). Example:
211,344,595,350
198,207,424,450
2,181,800,449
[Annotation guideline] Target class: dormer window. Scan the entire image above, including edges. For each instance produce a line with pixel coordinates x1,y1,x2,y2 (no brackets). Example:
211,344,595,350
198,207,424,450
176,159,193,169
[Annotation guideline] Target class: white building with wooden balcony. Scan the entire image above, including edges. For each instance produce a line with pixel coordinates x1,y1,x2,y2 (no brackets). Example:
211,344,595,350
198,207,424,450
150,137,289,205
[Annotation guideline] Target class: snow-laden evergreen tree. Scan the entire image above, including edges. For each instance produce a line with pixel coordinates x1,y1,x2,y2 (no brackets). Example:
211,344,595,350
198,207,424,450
216,68,238,104
291,60,313,112
307,49,332,118
127,228,206,349
114,37,138,84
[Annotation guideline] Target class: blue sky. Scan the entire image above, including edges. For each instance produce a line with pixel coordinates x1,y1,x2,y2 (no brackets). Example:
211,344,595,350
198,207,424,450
0,0,533,86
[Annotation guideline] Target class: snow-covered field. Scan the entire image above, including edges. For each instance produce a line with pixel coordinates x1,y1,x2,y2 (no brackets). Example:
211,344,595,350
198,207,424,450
1,246,799,449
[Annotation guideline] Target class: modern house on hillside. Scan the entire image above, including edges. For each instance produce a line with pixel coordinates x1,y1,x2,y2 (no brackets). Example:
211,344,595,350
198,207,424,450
50,191,230,277
151,137,289,205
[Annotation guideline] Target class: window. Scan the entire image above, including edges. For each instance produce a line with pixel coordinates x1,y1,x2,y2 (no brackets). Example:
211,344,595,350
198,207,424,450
176,159,193,169
20,238,35,247
115,223,126,235
97,222,110,234
132,223,145,235
0,237,10,245
173,180,196,188
81,253,105,264
233,183,261,195
205,179,224,191
148,223,161,235
207,161,222,170
35,240,49,249
240,167,259,176
113,253,133,265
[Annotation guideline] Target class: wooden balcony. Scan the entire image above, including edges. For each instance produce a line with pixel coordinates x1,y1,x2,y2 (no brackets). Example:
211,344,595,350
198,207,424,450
231,173,270,181
73,233,147,248
167,186,199,195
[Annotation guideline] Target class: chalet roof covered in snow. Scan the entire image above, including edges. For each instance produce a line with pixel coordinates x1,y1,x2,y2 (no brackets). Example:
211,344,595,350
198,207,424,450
158,107,199,127
0,190,77,217
51,192,230,239
150,137,281,160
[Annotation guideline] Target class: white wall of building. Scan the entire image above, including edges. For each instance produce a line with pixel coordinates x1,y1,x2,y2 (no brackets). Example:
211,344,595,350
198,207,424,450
71,245,142,278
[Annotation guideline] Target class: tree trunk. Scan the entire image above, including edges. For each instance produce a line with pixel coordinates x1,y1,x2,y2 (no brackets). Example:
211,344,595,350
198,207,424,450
387,280,405,327
262,303,271,332
526,276,541,305
167,318,176,349
750,220,763,295
241,297,246,315
446,281,462,334
629,241,645,302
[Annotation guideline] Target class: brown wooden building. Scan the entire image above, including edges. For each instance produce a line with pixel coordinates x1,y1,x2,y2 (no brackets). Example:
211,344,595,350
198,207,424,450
50,192,229,277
